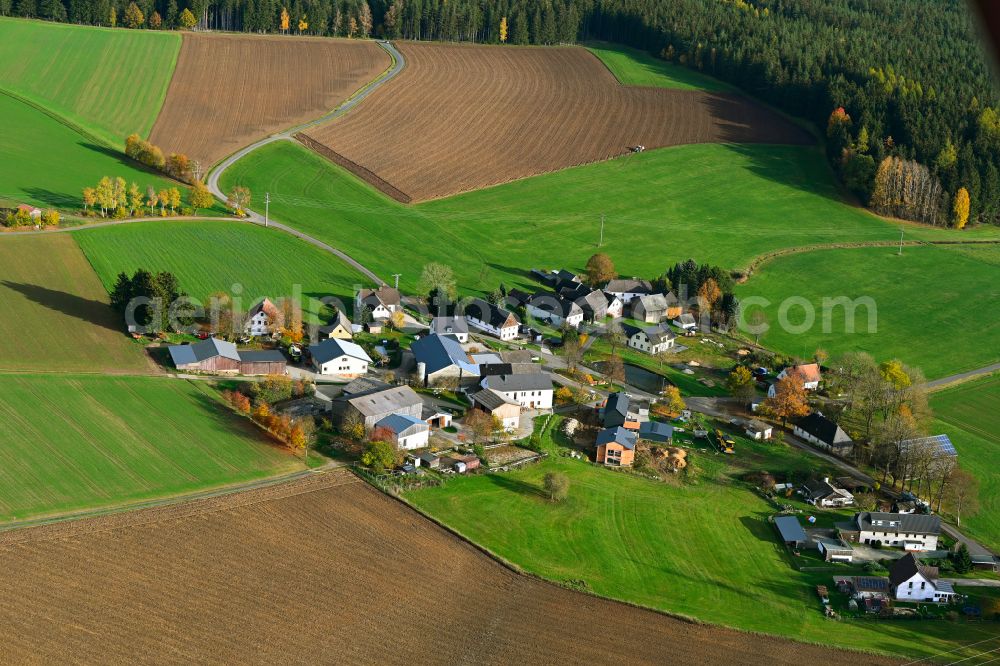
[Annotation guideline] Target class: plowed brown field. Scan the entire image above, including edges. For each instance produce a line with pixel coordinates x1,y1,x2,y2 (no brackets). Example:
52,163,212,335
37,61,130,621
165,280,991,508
304,41,813,201
149,33,390,168
0,469,890,665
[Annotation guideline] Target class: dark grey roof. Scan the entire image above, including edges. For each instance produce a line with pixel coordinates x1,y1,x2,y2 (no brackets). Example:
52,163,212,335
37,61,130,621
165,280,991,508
342,377,390,395
555,269,579,283
483,373,552,393
638,421,674,442
605,278,652,294
621,323,642,339
528,293,582,319
246,297,275,318
900,434,958,458
854,512,941,536
411,334,479,376
796,413,852,446
774,515,808,543
605,392,630,421
889,553,939,587
644,325,675,345
674,313,696,326
465,298,519,328
309,339,372,365
596,426,637,450
506,289,532,307
168,337,240,366
237,350,286,363
431,316,469,337
470,388,518,411
480,363,543,377
802,478,850,501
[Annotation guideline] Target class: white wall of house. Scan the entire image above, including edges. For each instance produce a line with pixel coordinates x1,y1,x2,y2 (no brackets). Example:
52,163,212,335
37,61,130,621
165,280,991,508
894,573,940,602
793,425,832,450
606,299,623,318
397,428,430,450
314,354,368,377
610,291,646,304
245,312,270,337
493,388,553,410
628,333,674,354
467,316,518,341
857,530,938,551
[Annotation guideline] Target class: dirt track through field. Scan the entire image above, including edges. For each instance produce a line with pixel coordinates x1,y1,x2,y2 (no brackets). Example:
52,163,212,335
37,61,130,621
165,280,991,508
304,41,813,201
149,33,390,168
0,469,892,665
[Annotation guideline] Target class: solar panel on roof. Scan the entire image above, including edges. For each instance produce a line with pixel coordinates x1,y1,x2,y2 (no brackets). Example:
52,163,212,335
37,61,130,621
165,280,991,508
900,434,956,457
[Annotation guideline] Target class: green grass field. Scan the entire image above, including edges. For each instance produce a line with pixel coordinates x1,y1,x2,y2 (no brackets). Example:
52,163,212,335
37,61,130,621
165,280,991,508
222,141,905,292
0,93,184,210
586,41,733,91
74,220,367,321
0,17,179,147
407,418,996,659
930,374,1000,551
0,234,151,373
0,374,301,521
735,244,1000,379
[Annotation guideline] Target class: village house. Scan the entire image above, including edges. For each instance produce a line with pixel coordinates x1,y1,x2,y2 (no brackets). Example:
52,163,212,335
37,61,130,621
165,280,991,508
601,392,644,431
421,406,453,429
308,338,372,378
672,313,697,330
526,293,584,329
411,333,480,386
17,204,42,220
839,512,941,551
244,297,277,337
331,382,424,430
464,298,520,341
889,553,956,603
631,293,680,323
604,278,653,304
356,286,401,320
167,337,286,375
321,310,354,340
775,363,822,391
801,477,855,507
623,323,676,354
469,388,521,431
480,372,553,410
558,283,616,322
596,426,637,466
602,292,624,318
430,315,469,343
374,413,430,450
745,420,772,440
793,412,854,456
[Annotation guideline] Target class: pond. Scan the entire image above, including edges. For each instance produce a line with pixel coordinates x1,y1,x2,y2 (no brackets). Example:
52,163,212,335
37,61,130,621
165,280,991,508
594,361,670,394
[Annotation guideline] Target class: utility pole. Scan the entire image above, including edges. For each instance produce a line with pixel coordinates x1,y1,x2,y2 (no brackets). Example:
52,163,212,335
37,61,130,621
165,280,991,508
897,227,904,255
599,213,605,247
264,192,270,228
392,273,401,290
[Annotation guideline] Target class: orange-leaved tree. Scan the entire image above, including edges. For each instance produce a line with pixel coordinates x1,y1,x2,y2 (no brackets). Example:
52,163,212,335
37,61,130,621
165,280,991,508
761,373,810,424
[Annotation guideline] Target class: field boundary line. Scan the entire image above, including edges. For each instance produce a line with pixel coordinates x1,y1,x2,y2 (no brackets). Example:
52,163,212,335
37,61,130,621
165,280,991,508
0,88,115,150
0,464,352,539
293,133,412,203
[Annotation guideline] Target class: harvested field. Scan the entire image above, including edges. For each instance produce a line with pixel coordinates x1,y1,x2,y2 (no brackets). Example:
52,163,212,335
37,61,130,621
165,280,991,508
0,469,890,665
149,33,390,168
0,234,151,373
304,41,812,201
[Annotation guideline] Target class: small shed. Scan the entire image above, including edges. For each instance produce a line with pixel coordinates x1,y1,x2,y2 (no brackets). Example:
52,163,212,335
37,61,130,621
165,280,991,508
817,536,854,563
774,515,808,548
237,349,287,375
419,452,440,469
745,420,772,440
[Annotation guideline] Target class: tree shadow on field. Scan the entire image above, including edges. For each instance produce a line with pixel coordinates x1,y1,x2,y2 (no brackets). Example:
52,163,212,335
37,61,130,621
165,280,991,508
78,141,170,180
2,281,125,334
21,187,78,209
187,390,293,455
739,514,781,544
483,471,548,500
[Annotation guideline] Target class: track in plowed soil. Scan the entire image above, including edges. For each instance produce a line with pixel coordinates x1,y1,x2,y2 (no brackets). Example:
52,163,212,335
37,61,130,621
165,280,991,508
0,469,891,665
304,41,813,202
149,33,390,168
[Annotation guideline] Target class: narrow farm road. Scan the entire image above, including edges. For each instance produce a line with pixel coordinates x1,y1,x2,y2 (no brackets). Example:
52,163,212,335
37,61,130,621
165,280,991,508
924,362,1000,391
204,40,406,287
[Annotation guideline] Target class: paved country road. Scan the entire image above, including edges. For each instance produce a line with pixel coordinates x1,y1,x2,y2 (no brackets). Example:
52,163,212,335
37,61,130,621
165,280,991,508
204,40,407,287
925,362,1000,390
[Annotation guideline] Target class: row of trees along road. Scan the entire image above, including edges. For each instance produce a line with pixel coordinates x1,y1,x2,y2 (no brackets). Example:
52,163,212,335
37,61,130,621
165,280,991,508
8,0,998,227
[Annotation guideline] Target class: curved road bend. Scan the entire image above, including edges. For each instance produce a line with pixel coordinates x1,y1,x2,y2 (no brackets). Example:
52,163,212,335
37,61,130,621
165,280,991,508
205,40,406,287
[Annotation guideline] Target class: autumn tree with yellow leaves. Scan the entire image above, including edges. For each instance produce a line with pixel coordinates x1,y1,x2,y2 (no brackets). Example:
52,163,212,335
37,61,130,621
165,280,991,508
499,16,508,42
952,187,970,229
280,7,289,32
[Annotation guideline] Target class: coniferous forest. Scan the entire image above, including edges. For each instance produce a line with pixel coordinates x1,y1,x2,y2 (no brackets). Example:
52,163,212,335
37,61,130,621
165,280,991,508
4,0,999,226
